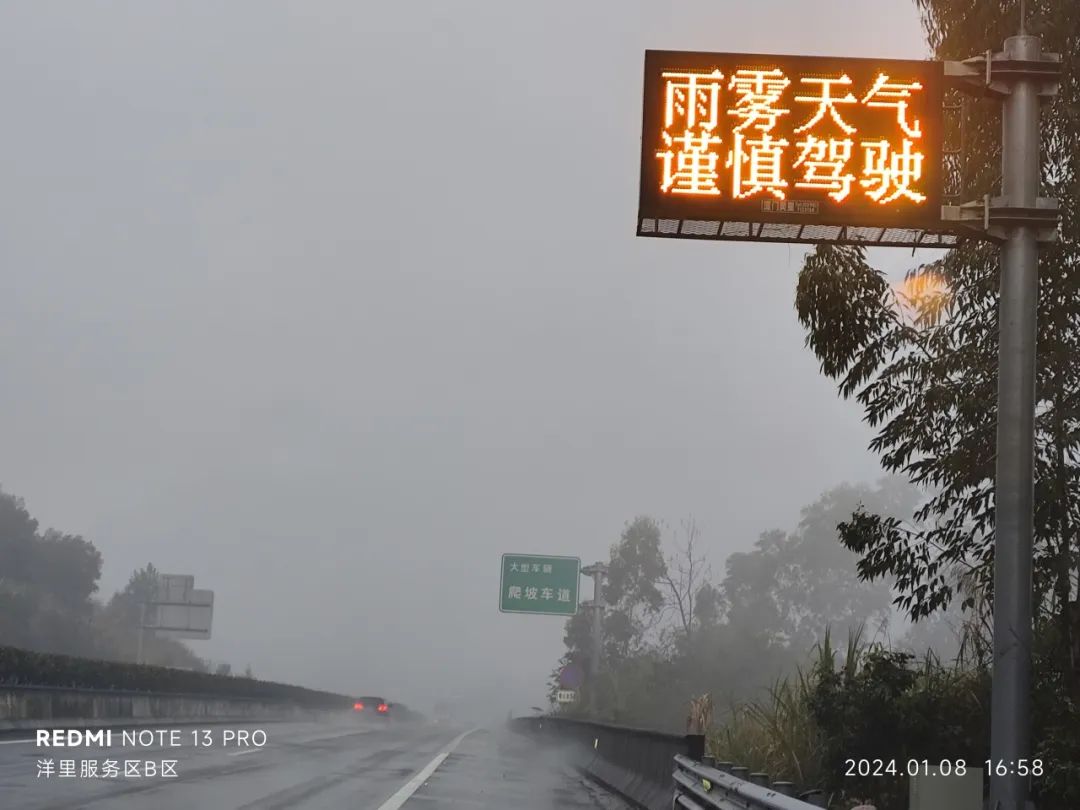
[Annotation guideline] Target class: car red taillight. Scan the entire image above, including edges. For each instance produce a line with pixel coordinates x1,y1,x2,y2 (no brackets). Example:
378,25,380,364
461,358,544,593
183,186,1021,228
377,703,388,713
353,702,364,711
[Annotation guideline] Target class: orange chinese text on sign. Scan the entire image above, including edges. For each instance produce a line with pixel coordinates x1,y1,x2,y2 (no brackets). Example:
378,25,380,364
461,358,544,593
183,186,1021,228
640,51,944,230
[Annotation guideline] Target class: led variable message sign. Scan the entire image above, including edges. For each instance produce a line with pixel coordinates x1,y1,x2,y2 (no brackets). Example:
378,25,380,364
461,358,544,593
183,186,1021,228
638,51,946,243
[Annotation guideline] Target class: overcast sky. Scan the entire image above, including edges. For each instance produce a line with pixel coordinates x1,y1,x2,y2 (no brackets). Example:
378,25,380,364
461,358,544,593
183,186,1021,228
0,1,934,714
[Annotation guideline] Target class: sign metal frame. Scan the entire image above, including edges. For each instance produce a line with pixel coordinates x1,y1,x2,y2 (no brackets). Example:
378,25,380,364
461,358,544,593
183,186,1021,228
637,49,963,247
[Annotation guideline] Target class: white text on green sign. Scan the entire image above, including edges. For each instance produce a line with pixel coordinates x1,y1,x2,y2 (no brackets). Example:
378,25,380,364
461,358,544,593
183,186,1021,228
499,555,580,616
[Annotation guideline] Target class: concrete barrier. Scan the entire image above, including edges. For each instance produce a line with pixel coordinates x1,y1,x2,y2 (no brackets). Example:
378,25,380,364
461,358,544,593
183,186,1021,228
0,686,332,733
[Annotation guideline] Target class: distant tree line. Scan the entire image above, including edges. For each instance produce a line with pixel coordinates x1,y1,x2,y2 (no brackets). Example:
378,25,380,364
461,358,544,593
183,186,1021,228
0,486,247,677
548,477,936,733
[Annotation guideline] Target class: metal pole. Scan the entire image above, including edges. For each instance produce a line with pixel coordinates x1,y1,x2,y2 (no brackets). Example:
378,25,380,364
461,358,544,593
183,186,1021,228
136,602,146,665
592,566,605,700
582,562,607,718
990,33,1041,810
589,604,600,716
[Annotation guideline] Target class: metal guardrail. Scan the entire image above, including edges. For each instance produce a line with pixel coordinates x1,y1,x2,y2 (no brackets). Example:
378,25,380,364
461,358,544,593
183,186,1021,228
674,755,828,810
510,715,699,810
524,714,701,784
511,715,834,810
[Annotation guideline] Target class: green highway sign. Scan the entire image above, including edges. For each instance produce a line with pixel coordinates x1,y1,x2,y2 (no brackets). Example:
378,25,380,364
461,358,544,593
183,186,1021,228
499,554,580,616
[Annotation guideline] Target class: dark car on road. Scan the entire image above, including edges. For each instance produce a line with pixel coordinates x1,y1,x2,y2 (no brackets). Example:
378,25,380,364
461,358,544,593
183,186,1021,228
352,696,391,721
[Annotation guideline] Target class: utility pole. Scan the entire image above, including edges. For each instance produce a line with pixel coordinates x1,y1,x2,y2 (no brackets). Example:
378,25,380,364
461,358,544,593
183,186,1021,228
945,21,1060,810
580,561,607,719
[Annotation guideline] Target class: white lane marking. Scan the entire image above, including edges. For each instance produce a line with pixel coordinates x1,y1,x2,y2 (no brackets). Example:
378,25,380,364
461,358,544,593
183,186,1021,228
290,728,377,746
224,726,377,756
375,729,477,810
0,739,33,745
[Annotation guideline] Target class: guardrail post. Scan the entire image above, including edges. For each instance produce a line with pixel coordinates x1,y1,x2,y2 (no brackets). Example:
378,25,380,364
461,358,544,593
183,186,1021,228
800,788,828,808
731,766,750,781
750,772,769,787
772,781,796,796
685,733,705,761
715,761,733,774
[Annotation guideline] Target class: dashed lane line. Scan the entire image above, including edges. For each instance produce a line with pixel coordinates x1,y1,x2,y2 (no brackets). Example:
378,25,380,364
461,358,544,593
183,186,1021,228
374,729,477,810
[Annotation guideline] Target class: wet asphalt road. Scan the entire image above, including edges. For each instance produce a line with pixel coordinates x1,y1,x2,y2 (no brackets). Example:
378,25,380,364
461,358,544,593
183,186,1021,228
0,719,626,809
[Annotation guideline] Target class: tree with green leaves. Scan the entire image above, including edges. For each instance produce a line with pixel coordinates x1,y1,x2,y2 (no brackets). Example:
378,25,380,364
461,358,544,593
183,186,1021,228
795,0,1080,683
549,516,668,718
96,563,207,670
723,479,913,653
105,562,161,627
603,515,668,659
0,486,206,670
793,0,1080,802
549,491,909,729
0,487,103,656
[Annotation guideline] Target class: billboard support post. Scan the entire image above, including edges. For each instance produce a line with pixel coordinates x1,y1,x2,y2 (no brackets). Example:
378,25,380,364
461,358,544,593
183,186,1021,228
949,32,1060,810
989,33,1047,810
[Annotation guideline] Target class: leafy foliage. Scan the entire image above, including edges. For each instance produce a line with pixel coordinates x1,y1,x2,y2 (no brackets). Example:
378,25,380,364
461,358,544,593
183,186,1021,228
808,633,990,810
707,628,990,810
796,243,1005,622
0,488,103,657
789,6,1080,802
705,622,1080,809
604,515,667,655
550,482,914,731
794,0,1080,679
723,479,911,650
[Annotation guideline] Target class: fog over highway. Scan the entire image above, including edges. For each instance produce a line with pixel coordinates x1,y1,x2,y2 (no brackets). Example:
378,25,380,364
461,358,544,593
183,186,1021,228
0,0,959,808
0,0,930,718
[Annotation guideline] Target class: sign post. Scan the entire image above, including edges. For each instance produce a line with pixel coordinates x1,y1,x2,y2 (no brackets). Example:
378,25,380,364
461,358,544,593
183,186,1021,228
972,34,1058,810
580,562,608,718
988,36,1038,810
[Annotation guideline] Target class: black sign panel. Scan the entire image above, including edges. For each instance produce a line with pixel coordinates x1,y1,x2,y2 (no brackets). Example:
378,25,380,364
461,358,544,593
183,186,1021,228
638,50,945,236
